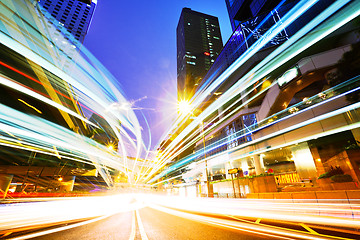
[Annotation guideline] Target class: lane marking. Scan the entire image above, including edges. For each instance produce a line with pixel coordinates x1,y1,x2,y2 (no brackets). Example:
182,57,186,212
149,205,293,240
255,218,261,224
8,215,111,240
128,211,136,240
227,215,352,240
300,223,319,235
136,209,148,240
306,224,360,237
2,231,12,237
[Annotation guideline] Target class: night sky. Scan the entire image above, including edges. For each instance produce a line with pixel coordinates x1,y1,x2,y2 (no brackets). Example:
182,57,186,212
84,0,233,149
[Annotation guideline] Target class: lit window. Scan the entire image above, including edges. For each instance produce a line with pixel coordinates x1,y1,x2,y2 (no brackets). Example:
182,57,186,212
185,54,196,59
188,22,191,25
186,61,196,65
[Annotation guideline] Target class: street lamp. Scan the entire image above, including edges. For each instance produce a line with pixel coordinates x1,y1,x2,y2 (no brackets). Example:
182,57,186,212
178,99,192,116
177,100,212,197
107,144,114,151
199,120,212,197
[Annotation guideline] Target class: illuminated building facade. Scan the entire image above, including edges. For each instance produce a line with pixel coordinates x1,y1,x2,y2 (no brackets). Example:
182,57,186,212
155,1,360,197
225,0,284,31
199,0,337,90
39,0,97,42
177,8,223,102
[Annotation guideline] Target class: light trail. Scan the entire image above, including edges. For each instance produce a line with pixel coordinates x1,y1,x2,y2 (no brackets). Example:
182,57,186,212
8,215,112,240
194,0,288,96
148,0,360,182
160,0,318,147
0,74,96,127
150,87,360,183
154,0,322,156
144,195,360,228
161,0,351,165
173,73,360,176
0,0,155,184
0,194,139,232
149,204,330,239
0,194,358,239
0,104,127,171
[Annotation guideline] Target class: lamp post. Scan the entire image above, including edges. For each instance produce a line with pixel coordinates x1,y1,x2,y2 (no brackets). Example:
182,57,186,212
200,121,212,197
178,100,212,197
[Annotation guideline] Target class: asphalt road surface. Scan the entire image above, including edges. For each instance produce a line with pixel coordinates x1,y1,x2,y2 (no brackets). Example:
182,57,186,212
4,196,359,240
32,207,272,240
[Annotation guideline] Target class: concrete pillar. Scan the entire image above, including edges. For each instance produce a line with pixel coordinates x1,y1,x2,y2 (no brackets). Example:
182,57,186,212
208,166,213,181
59,176,75,192
291,142,317,181
202,168,207,182
0,174,13,198
225,162,231,179
253,154,265,175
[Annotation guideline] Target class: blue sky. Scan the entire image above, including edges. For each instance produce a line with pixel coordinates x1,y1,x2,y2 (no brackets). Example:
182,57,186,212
84,0,233,149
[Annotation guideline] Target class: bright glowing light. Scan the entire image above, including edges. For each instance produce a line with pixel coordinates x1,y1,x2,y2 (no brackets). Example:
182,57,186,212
277,67,298,86
0,194,140,234
0,0,154,185
178,100,192,115
144,195,360,229
147,0,359,182
0,194,358,239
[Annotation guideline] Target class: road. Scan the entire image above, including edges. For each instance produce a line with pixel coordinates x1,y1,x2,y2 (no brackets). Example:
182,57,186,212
31,207,270,240
2,195,359,240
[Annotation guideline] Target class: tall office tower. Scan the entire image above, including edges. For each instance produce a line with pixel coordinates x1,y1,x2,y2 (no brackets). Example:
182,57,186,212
39,0,97,43
216,0,299,72
225,0,284,31
177,8,223,102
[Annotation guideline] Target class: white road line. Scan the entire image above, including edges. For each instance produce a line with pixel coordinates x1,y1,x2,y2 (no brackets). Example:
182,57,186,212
9,215,111,240
128,211,136,240
136,209,149,240
150,204,346,240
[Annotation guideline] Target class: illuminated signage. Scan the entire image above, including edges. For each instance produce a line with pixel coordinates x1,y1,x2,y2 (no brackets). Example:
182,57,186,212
278,67,299,87
274,172,300,184
228,168,239,174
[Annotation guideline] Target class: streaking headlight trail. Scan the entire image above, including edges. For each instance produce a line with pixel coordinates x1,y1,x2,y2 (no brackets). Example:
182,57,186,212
0,0,150,185
148,0,360,182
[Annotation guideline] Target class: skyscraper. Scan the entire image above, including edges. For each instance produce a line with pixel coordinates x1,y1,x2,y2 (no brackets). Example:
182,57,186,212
39,0,97,43
225,0,284,31
177,8,223,102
